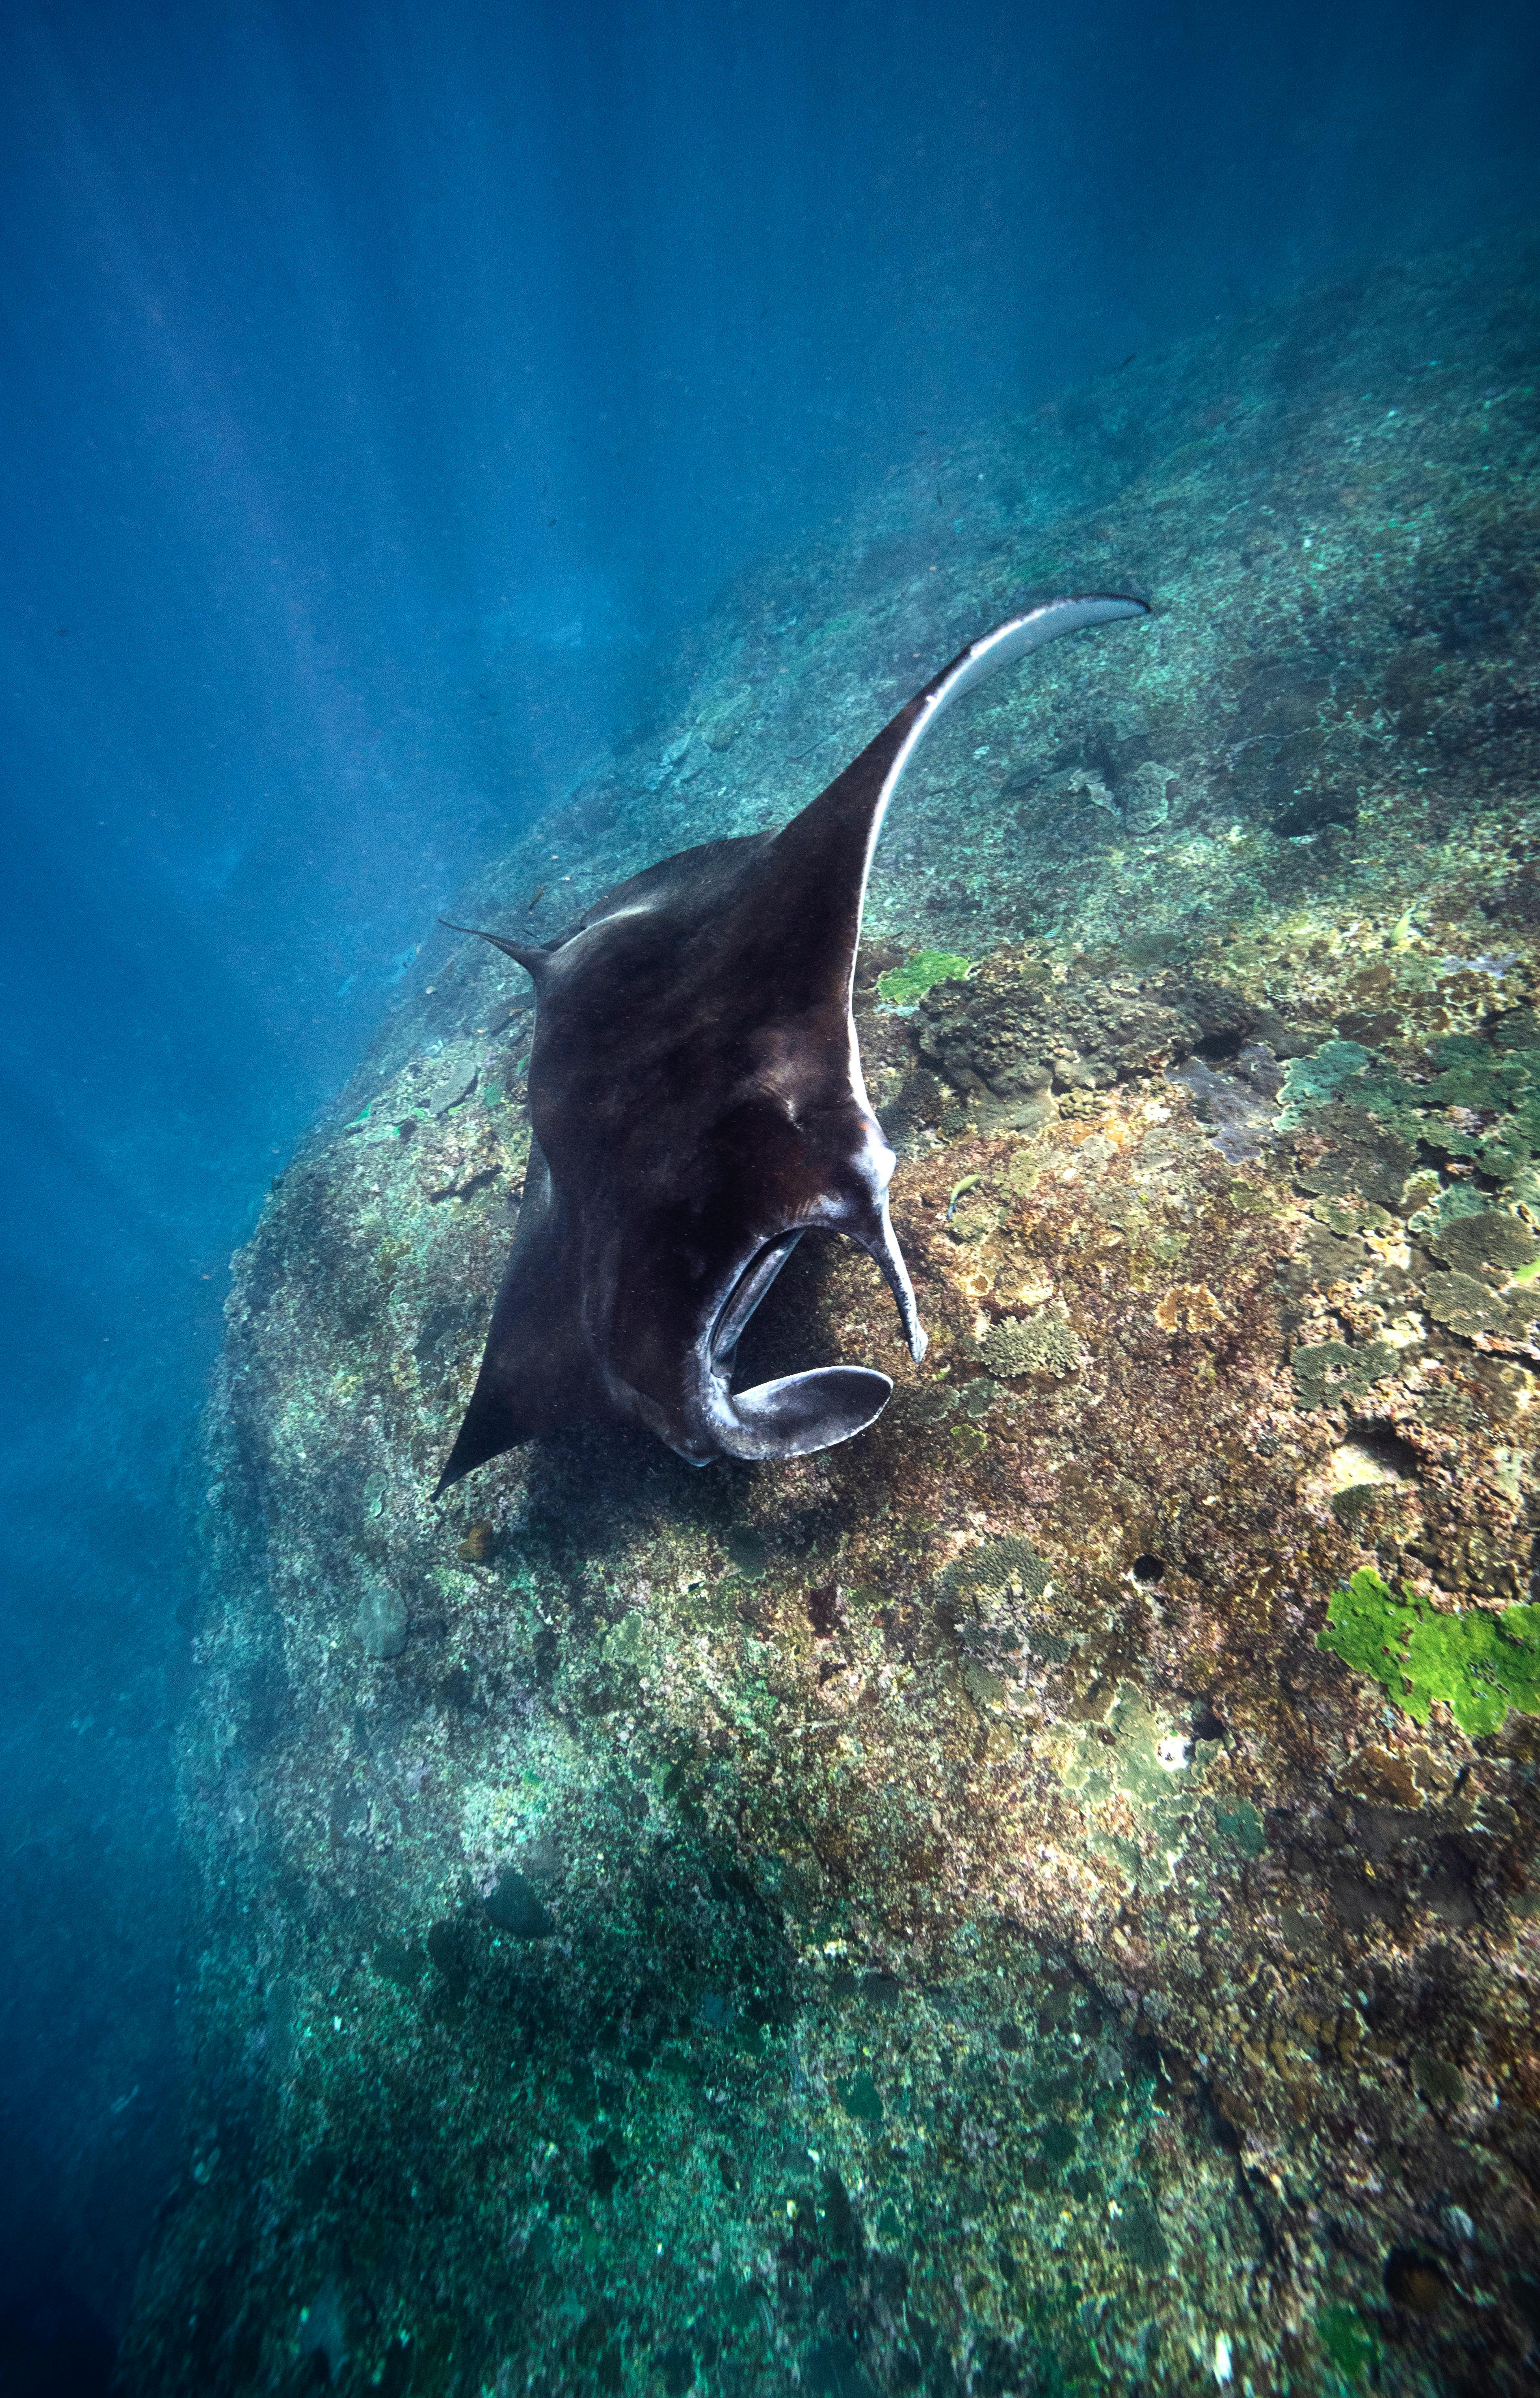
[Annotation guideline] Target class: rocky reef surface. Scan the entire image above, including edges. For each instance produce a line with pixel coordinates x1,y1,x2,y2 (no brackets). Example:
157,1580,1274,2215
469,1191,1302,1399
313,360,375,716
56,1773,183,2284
120,233,1540,2396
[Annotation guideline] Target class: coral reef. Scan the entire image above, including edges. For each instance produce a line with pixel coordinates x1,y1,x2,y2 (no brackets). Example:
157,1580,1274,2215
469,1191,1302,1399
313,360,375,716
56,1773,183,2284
119,232,1540,2398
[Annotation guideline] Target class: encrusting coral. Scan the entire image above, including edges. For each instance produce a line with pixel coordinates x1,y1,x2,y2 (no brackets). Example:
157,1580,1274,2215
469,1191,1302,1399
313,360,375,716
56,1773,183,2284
978,1302,1084,1381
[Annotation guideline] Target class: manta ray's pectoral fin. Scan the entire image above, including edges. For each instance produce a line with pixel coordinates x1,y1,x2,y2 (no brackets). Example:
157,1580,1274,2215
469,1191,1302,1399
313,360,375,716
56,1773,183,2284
757,595,1150,1016
852,1201,927,1363
432,1141,603,1494
715,1366,894,1463
439,918,550,980
433,1373,539,1496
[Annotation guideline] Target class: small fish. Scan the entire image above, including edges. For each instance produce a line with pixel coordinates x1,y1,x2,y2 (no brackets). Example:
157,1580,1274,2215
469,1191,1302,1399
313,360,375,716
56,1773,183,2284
526,885,545,912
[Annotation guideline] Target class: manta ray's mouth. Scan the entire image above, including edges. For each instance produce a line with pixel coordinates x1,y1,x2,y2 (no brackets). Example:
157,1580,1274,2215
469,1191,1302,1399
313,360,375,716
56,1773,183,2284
709,1214,924,1382
694,1227,894,1466
710,1233,805,1368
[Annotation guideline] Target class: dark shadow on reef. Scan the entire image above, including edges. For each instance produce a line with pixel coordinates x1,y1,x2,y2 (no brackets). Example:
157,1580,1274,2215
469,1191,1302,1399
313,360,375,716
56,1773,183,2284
514,1241,866,1589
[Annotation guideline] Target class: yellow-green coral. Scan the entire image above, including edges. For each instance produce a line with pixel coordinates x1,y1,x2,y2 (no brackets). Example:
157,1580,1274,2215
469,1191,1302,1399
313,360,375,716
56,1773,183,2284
874,948,972,1009
980,1301,1083,1380
1317,1567,1540,1736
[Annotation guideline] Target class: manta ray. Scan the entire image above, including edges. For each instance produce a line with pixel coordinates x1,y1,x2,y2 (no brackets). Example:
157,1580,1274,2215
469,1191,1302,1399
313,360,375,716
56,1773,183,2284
435,592,1147,1490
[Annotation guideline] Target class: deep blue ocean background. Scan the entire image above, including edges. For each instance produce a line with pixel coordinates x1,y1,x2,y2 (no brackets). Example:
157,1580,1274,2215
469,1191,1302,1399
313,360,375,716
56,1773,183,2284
1,1,1536,2383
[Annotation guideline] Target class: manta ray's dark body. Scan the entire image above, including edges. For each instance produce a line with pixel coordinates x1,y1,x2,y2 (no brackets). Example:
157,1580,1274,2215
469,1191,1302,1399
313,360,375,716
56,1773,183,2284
435,593,1147,1491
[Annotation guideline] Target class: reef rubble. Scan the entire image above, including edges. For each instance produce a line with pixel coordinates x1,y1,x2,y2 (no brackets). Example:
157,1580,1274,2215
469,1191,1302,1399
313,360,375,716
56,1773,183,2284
120,232,1540,2396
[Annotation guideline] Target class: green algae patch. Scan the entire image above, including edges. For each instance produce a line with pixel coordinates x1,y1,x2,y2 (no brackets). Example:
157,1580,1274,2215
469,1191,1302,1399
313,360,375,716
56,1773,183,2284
1317,2302,1377,2384
1317,1567,1540,1736
1314,1569,1420,1694
874,948,972,1009
1404,1603,1540,1734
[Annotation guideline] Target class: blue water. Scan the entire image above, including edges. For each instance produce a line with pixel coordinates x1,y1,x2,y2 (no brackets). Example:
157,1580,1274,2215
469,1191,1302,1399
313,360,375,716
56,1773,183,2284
1,0,1536,2382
